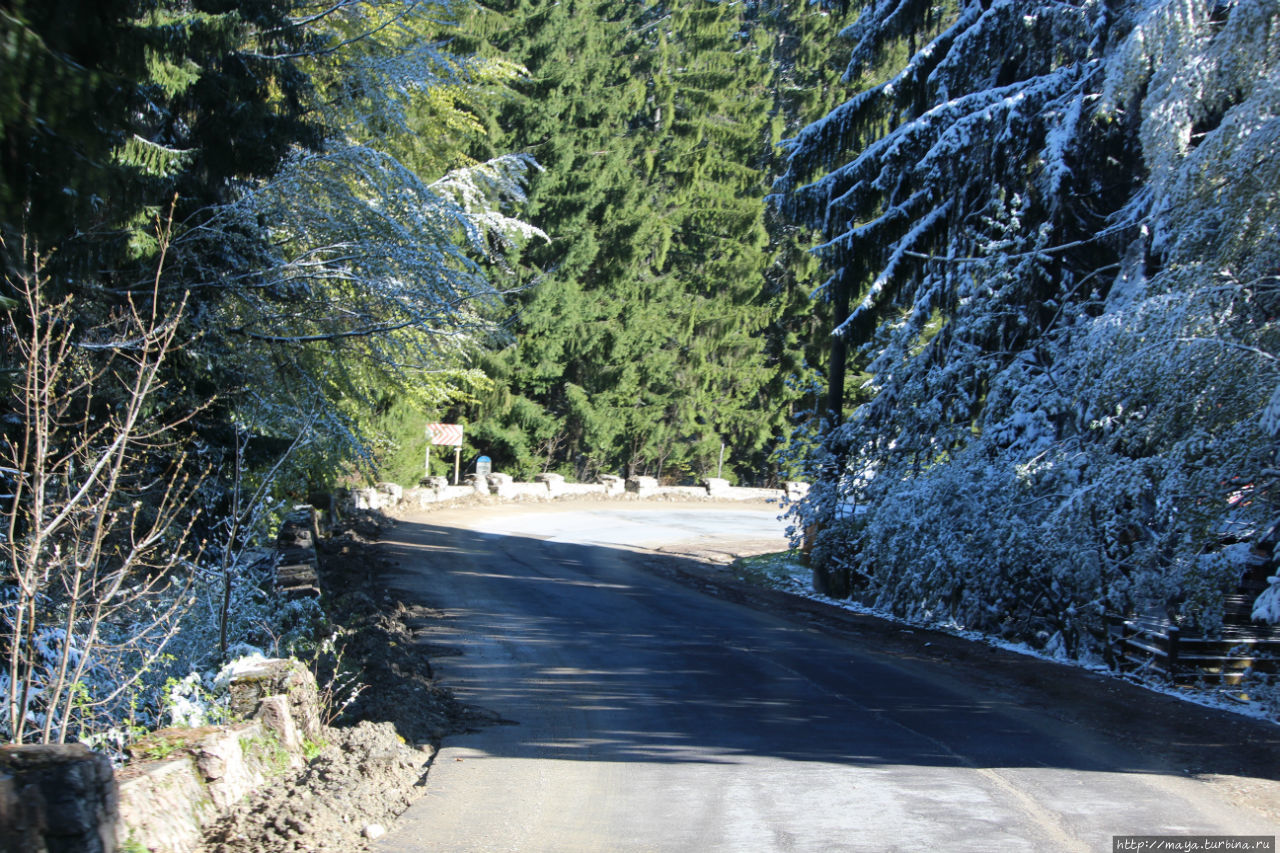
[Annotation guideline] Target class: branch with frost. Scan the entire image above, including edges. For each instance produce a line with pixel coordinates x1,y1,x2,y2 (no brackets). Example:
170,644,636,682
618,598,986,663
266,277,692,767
837,200,952,338
176,145,543,357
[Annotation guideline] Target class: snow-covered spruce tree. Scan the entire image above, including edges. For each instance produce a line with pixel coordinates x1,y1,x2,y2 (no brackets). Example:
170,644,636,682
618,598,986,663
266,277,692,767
774,0,1280,655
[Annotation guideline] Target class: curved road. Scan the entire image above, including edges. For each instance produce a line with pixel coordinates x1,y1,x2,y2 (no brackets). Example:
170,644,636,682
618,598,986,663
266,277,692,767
373,504,1280,852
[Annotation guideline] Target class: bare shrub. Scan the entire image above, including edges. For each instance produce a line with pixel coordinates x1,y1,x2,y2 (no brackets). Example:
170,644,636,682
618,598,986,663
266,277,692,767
0,233,205,743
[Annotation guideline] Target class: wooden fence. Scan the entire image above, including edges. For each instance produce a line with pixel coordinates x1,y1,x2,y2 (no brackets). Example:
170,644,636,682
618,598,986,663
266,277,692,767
1106,546,1280,686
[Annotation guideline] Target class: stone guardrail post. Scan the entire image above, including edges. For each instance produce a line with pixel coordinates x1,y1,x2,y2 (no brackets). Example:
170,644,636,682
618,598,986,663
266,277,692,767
534,472,565,497
376,482,403,505
485,472,515,499
422,475,450,493
784,481,810,502
703,477,731,497
464,473,490,495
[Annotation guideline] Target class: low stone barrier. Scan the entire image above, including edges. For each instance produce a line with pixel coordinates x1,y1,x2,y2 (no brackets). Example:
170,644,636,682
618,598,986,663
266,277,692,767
561,483,608,497
712,486,785,501
464,473,489,495
343,473,807,515
654,485,705,500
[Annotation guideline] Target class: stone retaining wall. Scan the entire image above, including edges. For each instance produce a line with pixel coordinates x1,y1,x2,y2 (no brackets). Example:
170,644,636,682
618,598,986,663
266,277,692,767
349,475,805,514
0,659,322,853
275,507,321,598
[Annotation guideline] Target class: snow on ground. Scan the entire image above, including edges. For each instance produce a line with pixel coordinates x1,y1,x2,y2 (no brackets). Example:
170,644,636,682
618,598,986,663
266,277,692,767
745,552,1280,727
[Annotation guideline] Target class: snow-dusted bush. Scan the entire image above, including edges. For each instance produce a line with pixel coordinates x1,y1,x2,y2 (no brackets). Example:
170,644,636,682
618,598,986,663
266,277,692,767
0,259,204,744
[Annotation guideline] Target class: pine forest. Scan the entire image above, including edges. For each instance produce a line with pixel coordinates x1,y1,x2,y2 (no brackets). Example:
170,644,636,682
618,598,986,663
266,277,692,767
2,0,1279,748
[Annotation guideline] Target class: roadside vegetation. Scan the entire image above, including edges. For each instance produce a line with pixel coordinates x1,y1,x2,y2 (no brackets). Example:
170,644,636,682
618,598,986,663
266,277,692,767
0,0,539,747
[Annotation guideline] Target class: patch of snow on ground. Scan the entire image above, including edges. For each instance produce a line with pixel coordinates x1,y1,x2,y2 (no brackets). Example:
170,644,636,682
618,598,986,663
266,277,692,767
757,555,1280,726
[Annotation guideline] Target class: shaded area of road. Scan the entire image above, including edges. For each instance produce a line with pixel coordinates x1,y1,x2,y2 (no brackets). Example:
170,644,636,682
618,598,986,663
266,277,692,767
373,506,1280,852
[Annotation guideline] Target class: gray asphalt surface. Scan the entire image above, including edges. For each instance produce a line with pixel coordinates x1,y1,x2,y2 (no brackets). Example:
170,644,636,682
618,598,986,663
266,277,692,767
373,505,1280,852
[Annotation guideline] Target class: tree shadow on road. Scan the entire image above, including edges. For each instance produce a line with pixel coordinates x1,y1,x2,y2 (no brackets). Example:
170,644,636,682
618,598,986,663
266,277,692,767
363,515,1280,787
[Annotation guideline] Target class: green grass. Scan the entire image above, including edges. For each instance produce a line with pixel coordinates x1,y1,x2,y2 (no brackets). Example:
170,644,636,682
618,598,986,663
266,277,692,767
732,550,808,590
302,737,327,761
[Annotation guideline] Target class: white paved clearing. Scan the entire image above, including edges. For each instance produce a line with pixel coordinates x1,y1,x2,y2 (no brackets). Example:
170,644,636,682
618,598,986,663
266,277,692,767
459,505,790,548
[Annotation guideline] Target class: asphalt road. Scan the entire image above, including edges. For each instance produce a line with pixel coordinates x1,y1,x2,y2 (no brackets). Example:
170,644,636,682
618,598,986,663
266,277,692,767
373,504,1280,852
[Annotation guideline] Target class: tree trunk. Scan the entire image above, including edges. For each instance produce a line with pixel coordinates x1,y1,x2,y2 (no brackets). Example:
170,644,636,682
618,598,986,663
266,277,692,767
827,268,851,422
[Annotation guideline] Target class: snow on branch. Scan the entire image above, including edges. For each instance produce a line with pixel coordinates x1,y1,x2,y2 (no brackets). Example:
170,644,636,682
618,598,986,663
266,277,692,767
837,199,952,339
179,144,543,362
774,0,1280,661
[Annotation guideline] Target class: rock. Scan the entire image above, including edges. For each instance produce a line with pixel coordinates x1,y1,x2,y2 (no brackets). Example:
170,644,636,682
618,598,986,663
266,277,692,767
599,474,625,496
226,658,323,741
119,719,307,851
256,694,303,753
534,472,565,497
486,472,515,498
117,756,211,853
352,488,383,511
363,822,387,840
375,482,403,505
195,725,269,811
0,766,22,853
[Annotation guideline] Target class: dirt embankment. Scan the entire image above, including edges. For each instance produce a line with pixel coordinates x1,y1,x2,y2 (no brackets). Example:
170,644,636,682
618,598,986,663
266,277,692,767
201,514,491,853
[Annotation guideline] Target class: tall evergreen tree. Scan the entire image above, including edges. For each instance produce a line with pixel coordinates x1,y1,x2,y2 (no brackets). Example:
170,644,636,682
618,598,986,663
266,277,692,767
465,0,809,483
460,0,659,478
631,0,783,479
1,0,321,288
775,0,1280,652
755,0,860,473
